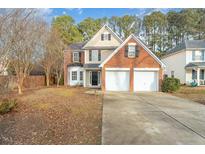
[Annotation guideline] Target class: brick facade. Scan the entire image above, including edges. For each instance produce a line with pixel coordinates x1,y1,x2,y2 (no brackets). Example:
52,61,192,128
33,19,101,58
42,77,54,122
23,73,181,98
64,48,84,86
101,38,164,92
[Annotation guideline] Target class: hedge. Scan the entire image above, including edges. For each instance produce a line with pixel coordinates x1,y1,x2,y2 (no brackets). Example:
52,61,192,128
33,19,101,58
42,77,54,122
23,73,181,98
161,77,180,92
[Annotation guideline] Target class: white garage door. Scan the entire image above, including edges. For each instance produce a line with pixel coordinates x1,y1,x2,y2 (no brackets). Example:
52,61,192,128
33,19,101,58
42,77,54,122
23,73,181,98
106,70,130,91
134,71,158,92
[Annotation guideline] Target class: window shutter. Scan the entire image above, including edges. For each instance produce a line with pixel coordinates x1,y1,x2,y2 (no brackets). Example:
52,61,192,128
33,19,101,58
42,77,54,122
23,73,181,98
98,50,101,61
192,51,195,61
125,45,128,57
89,71,92,85
89,50,92,61
71,52,73,62
101,34,104,41
135,45,139,57
79,52,81,63
108,34,111,40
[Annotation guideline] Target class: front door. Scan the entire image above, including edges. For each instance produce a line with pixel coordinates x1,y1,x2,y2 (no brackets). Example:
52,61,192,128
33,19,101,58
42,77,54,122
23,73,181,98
92,71,98,86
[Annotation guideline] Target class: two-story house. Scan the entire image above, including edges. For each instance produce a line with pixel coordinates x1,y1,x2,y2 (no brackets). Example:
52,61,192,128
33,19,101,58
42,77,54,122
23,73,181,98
64,25,122,87
162,40,205,86
64,25,165,92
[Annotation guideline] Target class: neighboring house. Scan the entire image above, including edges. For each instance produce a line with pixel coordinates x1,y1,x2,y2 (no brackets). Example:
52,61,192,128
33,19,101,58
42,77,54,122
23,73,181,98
64,25,165,92
161,40,205,86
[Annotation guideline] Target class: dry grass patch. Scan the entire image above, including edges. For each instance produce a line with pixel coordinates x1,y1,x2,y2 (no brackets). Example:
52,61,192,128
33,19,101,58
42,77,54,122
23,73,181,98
0,87,102,144
172,86,205,105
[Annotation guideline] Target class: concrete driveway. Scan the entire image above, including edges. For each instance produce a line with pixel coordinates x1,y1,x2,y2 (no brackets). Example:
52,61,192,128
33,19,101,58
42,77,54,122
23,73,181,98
102,92,205,144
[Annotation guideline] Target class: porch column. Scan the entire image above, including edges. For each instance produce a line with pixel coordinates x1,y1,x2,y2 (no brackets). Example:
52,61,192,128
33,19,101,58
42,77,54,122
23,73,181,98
197,68,200,86
84,70,86,87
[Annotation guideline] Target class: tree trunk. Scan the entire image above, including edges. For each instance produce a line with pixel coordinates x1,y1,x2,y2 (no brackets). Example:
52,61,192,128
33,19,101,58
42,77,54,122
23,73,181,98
17,77,24,94
56,74,61,87
46,72,50,86
17,83,23,94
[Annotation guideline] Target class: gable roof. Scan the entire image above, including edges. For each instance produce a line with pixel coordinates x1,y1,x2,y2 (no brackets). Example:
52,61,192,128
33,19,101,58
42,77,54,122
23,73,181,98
82,24,123,49
100,34,166,68
164,40,205,57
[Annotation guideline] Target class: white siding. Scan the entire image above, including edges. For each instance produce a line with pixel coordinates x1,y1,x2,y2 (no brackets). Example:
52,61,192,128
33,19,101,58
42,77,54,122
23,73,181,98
186,50,193,64
68,66,84,86
186,69,192,85
84,49,113,64
84,28,121,48
162,51,186,83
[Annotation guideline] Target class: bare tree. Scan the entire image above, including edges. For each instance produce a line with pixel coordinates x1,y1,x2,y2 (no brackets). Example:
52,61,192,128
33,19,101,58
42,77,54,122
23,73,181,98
51,29,66,87
41,27,65,87
7,9,45,94
0,9,15,75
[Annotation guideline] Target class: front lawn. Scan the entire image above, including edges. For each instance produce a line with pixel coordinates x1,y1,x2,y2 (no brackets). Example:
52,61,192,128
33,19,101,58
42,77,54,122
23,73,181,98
0,87,102,144
172,86,205,105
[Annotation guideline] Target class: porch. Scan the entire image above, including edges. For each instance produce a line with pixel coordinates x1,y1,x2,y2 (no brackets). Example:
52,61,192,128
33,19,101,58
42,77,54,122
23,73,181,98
185,62,205,86
83,64,101,88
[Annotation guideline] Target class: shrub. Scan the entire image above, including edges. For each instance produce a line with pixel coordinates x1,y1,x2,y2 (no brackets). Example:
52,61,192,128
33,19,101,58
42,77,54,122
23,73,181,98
0,99,17,114
162,77,180,92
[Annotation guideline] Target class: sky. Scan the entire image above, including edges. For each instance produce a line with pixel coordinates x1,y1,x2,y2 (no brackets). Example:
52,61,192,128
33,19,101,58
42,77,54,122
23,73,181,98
41,8,182,23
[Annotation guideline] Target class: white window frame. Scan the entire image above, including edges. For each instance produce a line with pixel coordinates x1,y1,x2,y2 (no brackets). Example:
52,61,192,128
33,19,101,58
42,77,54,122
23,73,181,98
104,34,109,40
91,50,99,62
71,71,77,81
73,52,79,62
102,32,111,41
192,50,205,61
128,45,136,58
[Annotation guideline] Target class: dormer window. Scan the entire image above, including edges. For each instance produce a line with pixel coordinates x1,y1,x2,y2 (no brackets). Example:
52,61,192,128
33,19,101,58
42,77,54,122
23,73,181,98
101,33,111,41
73,52,79,62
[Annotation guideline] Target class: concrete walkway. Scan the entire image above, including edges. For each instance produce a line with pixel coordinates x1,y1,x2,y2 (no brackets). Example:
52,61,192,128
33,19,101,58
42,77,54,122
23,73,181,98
102,92,205,144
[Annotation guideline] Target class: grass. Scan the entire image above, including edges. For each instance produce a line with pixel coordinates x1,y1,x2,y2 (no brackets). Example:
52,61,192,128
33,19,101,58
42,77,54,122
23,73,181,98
0,99,17,114
0,87,102,144
172,85,205,105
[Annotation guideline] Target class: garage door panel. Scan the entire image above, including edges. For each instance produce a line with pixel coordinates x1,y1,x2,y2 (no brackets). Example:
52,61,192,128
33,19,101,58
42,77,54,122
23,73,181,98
106,70,130,91
134,71,158,92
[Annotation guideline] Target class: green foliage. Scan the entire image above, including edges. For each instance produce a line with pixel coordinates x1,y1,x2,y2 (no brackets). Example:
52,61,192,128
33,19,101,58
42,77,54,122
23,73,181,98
118,15,141,38
52,9,205,55
0,99,17,114
52,15,83,44
162,77,180,93
143,11,168,52
78,18,102,41
144,9,205,53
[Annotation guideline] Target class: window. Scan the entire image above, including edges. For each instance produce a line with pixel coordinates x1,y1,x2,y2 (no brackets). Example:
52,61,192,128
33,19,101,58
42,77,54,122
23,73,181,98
89,50,99,62
164,74,168,79
192,70,197,80
73,52,79,62
200,70,204,80
192,51,205,61
101,33,111,41
171,71,175,78
72,71,77,81
128,45,136,58
80,71,83,81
